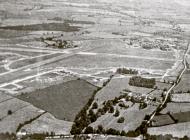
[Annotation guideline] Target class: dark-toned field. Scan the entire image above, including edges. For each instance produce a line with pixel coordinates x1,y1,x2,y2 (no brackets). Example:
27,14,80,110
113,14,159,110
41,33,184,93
0,23,80,32
17,79,98,121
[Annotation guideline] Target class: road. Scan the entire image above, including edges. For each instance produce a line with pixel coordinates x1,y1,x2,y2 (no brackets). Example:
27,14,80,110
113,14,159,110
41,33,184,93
0,43,103,88
147,42,190,125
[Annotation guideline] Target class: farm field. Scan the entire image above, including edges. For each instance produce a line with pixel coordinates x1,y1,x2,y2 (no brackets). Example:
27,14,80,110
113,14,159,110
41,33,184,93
148,122,190,138
90,102,156,133
94,75,153,105
0,105,43,133
161,102,190,114
174,70,190,93
0,92,44,133
171,93,190,102
22,113,73,135
0,0,190,139
17,79,98,121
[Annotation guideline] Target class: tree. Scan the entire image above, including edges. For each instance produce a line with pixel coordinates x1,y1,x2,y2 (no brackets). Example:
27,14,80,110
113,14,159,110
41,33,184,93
117,117,125,123
114,109,120,117
92,102,98,109
84,126,94,134
120,130,127,136
109,106,114,113
139,102,147,110
7,110,12,115
96,125,103,134
129,76,156,88
106,128,120,135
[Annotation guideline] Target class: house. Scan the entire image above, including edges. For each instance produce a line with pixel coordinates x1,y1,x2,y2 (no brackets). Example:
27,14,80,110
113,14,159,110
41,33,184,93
16,129,27,139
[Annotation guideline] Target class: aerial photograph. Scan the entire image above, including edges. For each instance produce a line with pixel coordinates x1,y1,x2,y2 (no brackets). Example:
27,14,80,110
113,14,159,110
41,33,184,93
0,0,190,140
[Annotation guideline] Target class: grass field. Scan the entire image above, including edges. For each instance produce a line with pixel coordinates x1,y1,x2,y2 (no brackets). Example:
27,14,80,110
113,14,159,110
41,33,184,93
171,93,190,102
22,113,73,135
95,75,153,105
0,93,43,133
0,23,80,32
174,70,190,92
88,40,175,59
161,103,190,114
0,105,42,133
89,75,156,133
148,122,190,138
151,111,190,127
151,114,175,127
58,54,174,70
0,98,30,119
91,103,156,132
17,79,98,121
9,53,62,69
0,49,47,57
18,74,78,93
0,66,7,73
155,81,172,90
0,92,13,103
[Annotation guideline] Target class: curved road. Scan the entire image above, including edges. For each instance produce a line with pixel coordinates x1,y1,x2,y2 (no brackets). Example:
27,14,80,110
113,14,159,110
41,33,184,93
147,42,190,125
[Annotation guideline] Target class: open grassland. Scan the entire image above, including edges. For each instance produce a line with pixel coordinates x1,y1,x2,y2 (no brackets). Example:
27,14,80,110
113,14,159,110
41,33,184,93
0,98,30,119
0,105,43,133
17,74,78,93
91,103,156,132
155,81,172,90
88,40,175,60
89,75,156,133
161,102,190,114
171,93,190,102
0,23,80,32
0,29,29,38
174,70,190,92
22,113,73,135
0,67,7,73
0,92,43,133
17,79,98,121
0,48,47,57
95,75,153,105
44,54,174,74
148,122,190,138
9,53,62,69
0,92,13,102
151,114,175,127
151,111,190,127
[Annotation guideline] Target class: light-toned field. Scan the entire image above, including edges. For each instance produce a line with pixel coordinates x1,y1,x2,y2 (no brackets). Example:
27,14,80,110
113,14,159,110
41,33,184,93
174,70,190,92
17,74,77,93
91,103,156,132
161,102,190,114
90,75,156,132
148,122,190,138
0,91,45,134
43,53,173,75
9,53,63,69
171,93,190,102
22,113,73,135
88,40,175,60
155,82,172,90
95,75,153,105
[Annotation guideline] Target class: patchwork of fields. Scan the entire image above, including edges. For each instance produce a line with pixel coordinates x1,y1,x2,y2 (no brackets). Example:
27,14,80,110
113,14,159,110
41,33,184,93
0,0,190,139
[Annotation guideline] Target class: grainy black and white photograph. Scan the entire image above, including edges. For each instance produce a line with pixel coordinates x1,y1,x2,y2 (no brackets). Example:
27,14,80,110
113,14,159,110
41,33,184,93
0,0,190,140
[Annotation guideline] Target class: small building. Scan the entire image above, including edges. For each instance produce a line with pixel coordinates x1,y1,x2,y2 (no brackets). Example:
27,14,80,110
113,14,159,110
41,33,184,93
16,129,27,139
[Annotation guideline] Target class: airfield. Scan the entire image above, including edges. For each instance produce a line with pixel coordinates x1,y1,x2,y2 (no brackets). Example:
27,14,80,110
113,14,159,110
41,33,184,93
0,0,190,139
